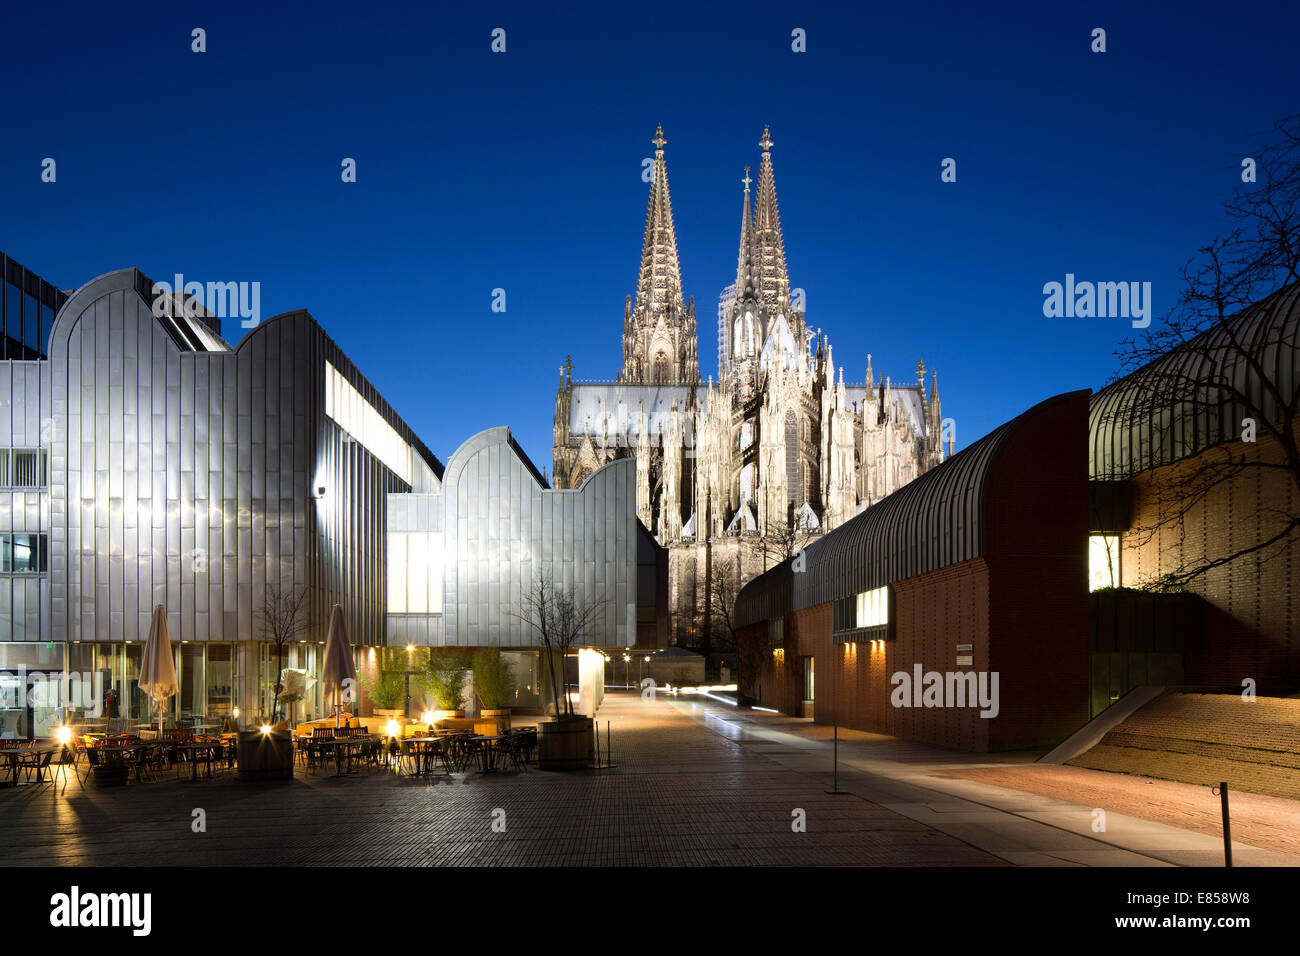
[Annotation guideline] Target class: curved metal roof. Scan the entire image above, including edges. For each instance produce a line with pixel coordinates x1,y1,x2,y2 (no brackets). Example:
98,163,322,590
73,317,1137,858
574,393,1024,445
736,390,1085,627
1090,282,1300,480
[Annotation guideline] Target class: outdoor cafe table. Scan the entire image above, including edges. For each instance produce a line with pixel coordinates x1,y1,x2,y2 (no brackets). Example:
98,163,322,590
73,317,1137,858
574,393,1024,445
0,746,58,786
401,737,449,776
467,735,508,773
171,741,223,781
315,736,375,777
99,742,163,782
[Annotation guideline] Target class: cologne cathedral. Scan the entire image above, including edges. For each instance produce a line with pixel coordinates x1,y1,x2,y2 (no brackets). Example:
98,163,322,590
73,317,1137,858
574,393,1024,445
552,126,949,647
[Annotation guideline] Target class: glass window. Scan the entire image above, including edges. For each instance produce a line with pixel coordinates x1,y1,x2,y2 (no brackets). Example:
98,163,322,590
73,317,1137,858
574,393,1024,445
11,534,46,573
802,656,814,701
0,451,9,486
178,643,204,724
205,644,234,721
23,293,38,350
5,283,20,344
0,535,9,573
1089,535,1121,591
40,303,53,355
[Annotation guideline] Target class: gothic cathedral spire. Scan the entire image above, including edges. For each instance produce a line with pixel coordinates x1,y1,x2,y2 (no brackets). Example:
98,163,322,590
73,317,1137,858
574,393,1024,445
752,127,792,315
620,125,700,385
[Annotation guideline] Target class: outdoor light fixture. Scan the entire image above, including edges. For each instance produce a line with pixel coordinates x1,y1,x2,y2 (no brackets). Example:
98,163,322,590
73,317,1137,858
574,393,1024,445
259,724,272,735
421,710,434,724
233,707,240,719
386,719,399,738
55,726,71,746
316,485,326,498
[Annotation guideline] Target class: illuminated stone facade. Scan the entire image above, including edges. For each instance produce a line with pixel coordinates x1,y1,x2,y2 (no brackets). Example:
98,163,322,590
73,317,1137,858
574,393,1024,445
553,128,948,646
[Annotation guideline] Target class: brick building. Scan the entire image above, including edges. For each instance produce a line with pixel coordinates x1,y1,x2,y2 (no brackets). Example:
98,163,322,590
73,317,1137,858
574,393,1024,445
735,283,1300,751
735,391,1091,752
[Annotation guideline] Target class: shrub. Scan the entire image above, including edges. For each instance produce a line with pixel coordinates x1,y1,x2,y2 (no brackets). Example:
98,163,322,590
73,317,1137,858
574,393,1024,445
473,644,517,710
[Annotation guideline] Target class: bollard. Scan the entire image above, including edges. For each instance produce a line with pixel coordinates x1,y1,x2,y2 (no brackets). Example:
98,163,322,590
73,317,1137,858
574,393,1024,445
825,723,847,795
1214,781,1233,867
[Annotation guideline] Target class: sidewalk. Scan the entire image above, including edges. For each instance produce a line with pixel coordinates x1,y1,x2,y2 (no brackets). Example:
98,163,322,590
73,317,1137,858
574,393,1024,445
666,695,1300,867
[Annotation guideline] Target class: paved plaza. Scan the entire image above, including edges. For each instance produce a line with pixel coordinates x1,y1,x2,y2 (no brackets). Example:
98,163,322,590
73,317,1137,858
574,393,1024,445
2,690,1296,867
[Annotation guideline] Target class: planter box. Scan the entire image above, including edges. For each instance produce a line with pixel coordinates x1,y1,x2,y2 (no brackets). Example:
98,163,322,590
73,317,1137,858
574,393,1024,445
537,716,594,770
236,730,294,782
91,763,129,788
480,708,511,730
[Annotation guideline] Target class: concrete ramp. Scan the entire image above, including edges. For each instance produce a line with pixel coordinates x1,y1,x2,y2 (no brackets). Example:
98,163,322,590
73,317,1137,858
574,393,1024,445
1039,686,1166,765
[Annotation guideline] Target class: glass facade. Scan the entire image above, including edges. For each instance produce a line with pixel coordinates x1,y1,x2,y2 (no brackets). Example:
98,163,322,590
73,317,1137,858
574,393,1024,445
2,251,67,360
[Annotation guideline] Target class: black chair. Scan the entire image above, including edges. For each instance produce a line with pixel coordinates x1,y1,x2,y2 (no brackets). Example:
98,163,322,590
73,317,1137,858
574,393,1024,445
23,750,54,788
497,733,526,773
51,745,84,793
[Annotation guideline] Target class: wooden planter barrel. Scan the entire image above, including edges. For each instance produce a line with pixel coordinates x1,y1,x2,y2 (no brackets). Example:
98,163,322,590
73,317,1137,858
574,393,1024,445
537,716,594,770
91,763,129,788
236,730,294,782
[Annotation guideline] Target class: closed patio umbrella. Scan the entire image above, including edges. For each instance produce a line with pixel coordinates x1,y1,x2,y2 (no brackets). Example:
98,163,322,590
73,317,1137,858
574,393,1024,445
321,604,355,728
139,605,178,734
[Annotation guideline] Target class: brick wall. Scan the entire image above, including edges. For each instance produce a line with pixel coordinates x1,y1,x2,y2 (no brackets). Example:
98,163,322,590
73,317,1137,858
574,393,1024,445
739,391,1091,752
1120,430,1300,692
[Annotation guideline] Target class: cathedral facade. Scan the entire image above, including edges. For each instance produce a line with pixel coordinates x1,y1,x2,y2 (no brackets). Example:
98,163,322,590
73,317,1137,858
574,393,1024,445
552,126,948,649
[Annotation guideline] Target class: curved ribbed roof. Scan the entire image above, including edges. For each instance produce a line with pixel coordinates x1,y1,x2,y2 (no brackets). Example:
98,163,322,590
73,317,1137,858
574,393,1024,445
1091,282,1300,480
735,390,1084,628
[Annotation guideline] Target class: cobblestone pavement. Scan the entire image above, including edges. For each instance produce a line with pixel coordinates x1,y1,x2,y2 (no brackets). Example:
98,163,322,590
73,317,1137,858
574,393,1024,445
0,691,1000,867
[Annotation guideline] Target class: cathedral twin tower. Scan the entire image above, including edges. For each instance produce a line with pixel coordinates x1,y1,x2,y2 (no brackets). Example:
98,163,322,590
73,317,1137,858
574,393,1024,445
553,126,945,567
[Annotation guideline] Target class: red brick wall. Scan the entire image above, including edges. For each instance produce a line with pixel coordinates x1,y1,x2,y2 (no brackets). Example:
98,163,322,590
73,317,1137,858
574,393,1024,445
814,559,993,750
984,392,1091,749
741,391,1092,753
1120,431,1300,692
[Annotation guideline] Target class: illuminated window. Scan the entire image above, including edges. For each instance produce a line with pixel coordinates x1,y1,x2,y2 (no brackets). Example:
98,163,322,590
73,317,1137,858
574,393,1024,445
387,531,443,614
324,361,412,484
1089,535,1121,591
834,586,889,630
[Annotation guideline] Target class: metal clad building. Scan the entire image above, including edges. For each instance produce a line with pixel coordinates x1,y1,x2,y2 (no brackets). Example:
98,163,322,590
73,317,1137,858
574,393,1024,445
1,261,663,737
387,426,666,649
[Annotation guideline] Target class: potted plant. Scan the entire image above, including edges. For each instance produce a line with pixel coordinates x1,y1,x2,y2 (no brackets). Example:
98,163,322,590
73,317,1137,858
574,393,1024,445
361,665,409,718
473,643,516,729
90,745,129,787
516,576,605,770
417,649,471,718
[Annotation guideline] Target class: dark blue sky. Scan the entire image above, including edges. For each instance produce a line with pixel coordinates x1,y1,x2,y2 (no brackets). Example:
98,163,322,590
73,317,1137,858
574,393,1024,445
5,0,1298,471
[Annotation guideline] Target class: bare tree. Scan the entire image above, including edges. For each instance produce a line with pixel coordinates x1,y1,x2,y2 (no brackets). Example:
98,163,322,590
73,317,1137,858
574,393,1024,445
260,585,310,724
1103,113,1300,588
515,575,606,719
753,519,816,572
706,555,743,658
